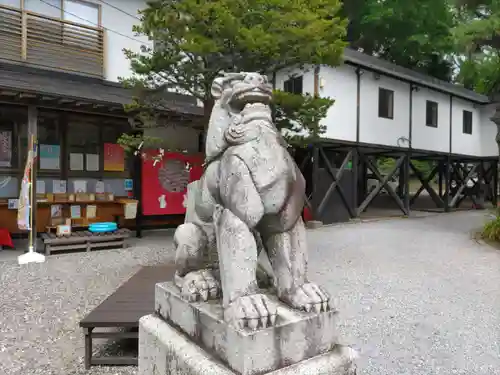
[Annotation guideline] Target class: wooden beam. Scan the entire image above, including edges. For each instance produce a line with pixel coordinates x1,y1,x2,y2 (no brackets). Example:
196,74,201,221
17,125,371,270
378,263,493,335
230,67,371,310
58,98,75,104
450,163,478,207
317,148,355,218
75,101,93,107
409,163,443,208
0,90,18,97
19,93,37,99
357,155,407,215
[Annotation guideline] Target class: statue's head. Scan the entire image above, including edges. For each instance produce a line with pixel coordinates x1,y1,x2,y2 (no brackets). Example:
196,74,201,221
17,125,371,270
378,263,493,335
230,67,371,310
211,72,273,113
205,72,276,161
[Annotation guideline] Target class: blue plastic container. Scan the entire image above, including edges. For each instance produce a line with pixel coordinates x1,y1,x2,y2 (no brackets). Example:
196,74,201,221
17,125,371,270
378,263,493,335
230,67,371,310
89,222,118,233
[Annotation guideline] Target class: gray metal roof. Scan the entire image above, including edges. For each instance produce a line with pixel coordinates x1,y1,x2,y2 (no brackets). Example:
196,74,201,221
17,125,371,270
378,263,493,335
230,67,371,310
0,63,203,116
343,48,490,104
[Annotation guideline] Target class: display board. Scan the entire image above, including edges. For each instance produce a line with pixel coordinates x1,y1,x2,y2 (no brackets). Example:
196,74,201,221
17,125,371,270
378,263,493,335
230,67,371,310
141,151,203,216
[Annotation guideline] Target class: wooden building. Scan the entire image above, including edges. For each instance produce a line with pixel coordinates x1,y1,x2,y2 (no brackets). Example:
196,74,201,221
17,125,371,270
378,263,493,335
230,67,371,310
276,49,499,223
0,1,203,236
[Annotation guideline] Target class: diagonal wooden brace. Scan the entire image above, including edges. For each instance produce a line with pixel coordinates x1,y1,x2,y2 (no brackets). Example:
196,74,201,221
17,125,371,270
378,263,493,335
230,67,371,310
409,163,443,208
450,164,478,208
317,148,355,218
357,155,407,215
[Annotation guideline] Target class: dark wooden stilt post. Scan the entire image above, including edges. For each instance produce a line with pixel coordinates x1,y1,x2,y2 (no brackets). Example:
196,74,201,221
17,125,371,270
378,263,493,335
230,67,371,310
352,148,359,217
84,327,93,369
444,157,451,212
359,154,367,211
494,161,499,208
311,145,319,221
404,152,411,216
398,162,405,198
438,161,443,198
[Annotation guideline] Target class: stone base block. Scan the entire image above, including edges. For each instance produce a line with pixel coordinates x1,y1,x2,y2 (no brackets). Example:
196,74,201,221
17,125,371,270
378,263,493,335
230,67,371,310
139,314,358,375
155,282,339,375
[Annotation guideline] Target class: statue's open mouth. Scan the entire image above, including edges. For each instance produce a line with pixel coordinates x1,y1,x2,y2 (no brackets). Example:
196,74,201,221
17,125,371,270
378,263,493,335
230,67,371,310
229,84,273,111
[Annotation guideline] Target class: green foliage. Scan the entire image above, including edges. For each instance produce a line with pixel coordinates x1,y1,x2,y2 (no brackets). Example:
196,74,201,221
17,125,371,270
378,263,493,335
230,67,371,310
342,0,456,80
376,157,435,179
481,212,500,241
117,91,335,153
124,0,347,105
455,50,500,93
117,133,164,154
273,90,334,147
452,0,500,94
120,0,346,153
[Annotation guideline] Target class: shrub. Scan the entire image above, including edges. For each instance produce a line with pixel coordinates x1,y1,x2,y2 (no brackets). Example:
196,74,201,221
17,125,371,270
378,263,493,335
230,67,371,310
481,213,500,242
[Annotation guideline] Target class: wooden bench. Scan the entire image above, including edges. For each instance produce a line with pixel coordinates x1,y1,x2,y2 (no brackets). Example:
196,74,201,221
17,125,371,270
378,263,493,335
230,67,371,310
40,228,131,255
79,264,176,369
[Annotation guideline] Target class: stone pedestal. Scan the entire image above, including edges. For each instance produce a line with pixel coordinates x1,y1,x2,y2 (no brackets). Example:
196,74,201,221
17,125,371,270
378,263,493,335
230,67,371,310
138,282,358,375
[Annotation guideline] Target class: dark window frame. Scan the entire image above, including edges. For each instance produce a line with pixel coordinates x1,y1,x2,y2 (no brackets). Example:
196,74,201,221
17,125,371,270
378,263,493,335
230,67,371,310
283,75,303,95
425,100,438,128
378,87,394,119
463,110,473,135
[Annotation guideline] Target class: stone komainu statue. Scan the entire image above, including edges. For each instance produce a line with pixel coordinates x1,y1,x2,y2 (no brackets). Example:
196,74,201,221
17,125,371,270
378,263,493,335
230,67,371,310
173,72,331,330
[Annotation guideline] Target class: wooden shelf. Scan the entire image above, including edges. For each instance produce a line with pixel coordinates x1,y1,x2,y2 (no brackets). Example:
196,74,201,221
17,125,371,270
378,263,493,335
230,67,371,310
37,200,119,205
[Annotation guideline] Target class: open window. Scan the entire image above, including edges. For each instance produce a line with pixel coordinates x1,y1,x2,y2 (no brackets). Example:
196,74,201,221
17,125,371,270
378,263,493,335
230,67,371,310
463,110,473,134
378,88,394,119
283,75,303,95
426,100,438,127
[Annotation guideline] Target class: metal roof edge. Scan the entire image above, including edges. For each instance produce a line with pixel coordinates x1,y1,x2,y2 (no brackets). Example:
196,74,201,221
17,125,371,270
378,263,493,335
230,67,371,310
342,48,490,104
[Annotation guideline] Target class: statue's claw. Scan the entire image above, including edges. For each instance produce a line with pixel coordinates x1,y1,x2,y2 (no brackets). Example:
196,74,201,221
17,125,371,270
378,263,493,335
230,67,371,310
280,283,332,313
175,269,220,302
224,294,277,330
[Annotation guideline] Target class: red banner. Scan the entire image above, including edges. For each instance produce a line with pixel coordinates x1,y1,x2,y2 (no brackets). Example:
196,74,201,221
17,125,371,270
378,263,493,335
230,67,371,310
141,151,204,216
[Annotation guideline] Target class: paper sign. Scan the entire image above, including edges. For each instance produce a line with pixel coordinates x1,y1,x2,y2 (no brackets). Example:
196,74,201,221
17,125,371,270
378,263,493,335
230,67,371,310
70,153,84,171
103,143,125,171
57,224,71,236
36,180,46,194
95,180,105,193
8,199,18,209
40,144,60,170
0,131,12,167
124,179,133,191
86,205,97,218
124,201,137,219
53,180,67,194
70,205,81,219
50,204,62,218
73,180,87,193
86,154,99,171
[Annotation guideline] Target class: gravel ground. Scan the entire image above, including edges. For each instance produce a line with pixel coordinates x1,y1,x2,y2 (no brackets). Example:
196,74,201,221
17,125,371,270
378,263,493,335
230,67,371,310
1,212,499,375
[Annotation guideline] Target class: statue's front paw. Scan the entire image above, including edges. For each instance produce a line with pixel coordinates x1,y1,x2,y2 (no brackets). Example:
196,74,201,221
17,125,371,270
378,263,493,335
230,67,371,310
281,283,331,313
224,294,277,330
175,269,220,302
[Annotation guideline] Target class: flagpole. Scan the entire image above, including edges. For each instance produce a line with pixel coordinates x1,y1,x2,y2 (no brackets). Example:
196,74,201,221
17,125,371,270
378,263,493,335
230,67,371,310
28,134,34,252
18,108,45,264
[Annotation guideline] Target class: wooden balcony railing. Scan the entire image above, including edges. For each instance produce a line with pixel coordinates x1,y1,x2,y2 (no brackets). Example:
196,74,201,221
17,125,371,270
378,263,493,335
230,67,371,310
0,4,104,78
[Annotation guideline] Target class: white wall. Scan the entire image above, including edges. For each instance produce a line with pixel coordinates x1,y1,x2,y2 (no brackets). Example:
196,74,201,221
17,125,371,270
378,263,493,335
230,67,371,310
451,97,482,156
317,65,357,142
277,63,498,158
98,0,148,82
411,87,450,153
479,104,498,157
359,71,410,148
274,65,315,96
